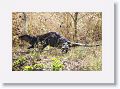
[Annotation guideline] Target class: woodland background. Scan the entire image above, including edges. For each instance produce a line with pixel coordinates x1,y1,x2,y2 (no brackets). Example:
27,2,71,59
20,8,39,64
12,12,102,71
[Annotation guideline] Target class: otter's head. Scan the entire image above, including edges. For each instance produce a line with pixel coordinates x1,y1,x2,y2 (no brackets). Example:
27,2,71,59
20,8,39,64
19,35,31,42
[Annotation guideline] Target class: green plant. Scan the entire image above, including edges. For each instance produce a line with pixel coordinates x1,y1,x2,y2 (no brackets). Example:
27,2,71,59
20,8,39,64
12,55,27,71
23,66,33,71
51,57,64,71
33,64,44,71
30,51,38,57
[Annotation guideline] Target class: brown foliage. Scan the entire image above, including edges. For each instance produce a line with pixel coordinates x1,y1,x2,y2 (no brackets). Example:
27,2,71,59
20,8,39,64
12,12,102,46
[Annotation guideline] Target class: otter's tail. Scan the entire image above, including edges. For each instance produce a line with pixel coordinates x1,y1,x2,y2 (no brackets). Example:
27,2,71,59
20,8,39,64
70,42,101,47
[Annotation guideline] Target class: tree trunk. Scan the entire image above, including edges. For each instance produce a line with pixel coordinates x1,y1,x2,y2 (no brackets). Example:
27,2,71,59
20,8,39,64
73,12,78,42
23,12,28,34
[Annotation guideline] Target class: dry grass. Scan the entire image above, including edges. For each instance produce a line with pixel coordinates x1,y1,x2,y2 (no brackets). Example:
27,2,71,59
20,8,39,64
12,46,102,71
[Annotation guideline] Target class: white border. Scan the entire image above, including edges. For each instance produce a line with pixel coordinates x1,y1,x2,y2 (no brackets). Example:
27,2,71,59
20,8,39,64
0,0,114,83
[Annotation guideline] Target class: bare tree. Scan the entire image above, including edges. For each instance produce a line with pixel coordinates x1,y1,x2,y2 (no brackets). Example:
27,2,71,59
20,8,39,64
23,12,28,34
73,12,78,42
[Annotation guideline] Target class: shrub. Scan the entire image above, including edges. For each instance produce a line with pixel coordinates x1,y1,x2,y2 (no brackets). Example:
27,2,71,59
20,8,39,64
23,66,33,71
33,64,44,71
51,57,64,71
12,55,27,71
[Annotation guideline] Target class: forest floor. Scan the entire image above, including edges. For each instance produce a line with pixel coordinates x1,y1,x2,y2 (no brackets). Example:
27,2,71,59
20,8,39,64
12,46,102,71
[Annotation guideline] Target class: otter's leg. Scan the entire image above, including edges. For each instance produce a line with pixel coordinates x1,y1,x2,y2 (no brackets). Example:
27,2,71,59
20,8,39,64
27,41,37,49
39,44,48,53
27,45,34,49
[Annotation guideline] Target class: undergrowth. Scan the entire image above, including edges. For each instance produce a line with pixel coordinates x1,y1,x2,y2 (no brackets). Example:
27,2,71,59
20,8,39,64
12,46,102,71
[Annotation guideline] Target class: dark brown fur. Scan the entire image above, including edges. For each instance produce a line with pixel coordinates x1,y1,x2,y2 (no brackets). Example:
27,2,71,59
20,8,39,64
19,32,70,53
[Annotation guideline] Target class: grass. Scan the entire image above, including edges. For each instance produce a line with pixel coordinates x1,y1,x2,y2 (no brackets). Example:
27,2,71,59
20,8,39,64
12,46,102,71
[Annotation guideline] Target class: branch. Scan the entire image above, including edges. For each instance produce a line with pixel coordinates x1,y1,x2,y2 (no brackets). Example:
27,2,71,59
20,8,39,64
77,13,88,21
67,13,75,21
